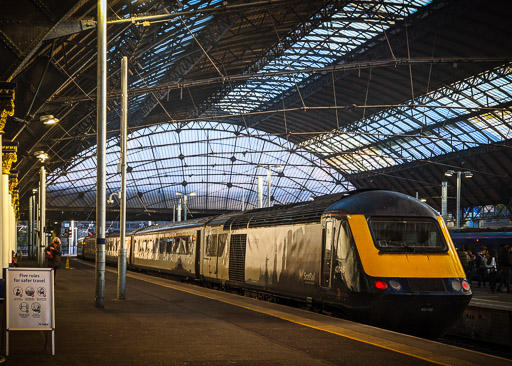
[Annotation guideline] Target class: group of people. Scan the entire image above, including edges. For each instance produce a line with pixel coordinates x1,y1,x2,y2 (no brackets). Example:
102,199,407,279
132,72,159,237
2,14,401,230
458,244,512,293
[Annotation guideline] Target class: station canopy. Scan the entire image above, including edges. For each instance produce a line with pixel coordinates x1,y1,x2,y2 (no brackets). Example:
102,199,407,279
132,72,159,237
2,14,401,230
2,0,512,222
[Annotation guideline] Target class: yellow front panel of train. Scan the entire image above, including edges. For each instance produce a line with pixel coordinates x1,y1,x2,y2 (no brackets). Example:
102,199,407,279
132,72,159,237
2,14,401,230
348,215,465,278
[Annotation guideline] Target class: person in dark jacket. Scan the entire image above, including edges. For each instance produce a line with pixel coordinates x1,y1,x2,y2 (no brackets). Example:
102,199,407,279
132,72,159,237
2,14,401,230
45,237,62,283
497,245,512,293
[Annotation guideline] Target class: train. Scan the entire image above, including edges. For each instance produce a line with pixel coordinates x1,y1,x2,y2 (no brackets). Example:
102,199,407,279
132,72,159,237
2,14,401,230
79,190,472,338
450,230,512,252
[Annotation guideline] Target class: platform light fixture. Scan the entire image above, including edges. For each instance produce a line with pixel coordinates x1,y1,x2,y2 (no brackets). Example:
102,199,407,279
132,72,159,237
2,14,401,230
34,151,49,162
40,115,59,125
176,192,196,221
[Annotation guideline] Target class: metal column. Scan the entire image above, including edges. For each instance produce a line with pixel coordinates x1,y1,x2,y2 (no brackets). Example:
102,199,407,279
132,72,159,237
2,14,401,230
257,177,263,209
95,0,107,308
117,56,128,300
267,167,271,207
2,173,9,271
441,181,448,223
184,195,188,221
28,193,33,258
456,171,461,229
39,166,46,267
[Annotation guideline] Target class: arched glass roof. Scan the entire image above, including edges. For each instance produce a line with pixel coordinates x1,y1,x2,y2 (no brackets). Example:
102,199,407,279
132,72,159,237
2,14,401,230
302,63,512,174
46,121,351,215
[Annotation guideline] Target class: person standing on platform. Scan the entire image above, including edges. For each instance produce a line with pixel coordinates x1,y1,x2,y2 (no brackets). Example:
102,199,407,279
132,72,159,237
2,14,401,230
486,248,498,293
45,237,62,284
476,247,488,288
457,245,475,283
497,245,512,293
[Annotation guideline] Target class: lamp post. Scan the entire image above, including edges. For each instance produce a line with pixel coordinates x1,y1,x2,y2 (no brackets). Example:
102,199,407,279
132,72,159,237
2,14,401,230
35,151,48,267
176,192,196,221
257,164,283,208
444,170,473,228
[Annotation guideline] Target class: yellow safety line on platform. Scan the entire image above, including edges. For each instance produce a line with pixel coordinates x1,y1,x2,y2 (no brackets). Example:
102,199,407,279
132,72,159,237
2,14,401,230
80,260,480,366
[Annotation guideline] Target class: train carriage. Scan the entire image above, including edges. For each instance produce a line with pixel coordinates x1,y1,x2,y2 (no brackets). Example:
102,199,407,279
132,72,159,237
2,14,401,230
79,190,471,338
130,217,210,278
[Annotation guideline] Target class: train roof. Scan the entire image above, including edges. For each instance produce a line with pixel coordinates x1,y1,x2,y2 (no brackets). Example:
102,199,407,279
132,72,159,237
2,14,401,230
324,190,438,217
134,216,214,234
208,191,422,230
208,193,345,230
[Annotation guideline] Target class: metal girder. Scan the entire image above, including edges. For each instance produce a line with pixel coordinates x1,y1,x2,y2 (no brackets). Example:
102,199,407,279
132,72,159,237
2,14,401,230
244,0,484,130
345,138,512,181
127,10,243,128
6,0,90,81
43,20,96,41
320,99,512,162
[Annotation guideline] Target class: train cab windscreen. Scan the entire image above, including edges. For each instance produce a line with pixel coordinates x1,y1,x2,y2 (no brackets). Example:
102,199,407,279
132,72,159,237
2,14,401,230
369,217,447,253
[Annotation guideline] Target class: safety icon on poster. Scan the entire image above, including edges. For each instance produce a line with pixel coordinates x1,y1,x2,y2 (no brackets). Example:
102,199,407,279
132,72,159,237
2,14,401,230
31,302,41,313
25,286,35,297
19,302,29,313
37,287,47,297
13,286,23,297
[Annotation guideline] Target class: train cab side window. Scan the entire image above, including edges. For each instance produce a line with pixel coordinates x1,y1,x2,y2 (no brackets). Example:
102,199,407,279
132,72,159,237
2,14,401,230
217,234,227,257
334,220,360,291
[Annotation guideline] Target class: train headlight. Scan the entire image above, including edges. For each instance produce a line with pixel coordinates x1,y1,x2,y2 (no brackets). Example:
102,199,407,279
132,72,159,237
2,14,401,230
462,280,471,291
451,280,462,292
389,280,401,291
375,280,388,290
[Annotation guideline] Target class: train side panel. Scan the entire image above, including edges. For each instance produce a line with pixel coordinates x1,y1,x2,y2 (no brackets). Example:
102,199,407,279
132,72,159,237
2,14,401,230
131,230,198,277
217,223,322,298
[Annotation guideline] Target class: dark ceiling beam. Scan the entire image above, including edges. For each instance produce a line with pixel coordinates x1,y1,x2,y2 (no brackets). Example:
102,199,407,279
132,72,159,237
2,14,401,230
43,20,97,41
6,1,89,81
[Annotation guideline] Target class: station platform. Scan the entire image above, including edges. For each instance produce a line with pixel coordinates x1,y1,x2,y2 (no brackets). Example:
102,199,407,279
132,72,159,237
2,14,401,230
2,257,511,366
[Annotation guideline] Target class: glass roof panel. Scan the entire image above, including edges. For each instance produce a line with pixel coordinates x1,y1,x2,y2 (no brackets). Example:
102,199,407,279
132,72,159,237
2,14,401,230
47,122,352,212
213,0,432,115
303,63,512,174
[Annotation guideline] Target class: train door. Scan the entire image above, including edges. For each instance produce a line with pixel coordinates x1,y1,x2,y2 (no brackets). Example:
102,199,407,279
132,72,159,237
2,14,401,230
322,217,335,288
195,230,201,278
322,217,359,292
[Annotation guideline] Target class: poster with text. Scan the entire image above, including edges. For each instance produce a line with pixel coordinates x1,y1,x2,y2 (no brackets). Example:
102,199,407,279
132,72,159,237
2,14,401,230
6,268,54,331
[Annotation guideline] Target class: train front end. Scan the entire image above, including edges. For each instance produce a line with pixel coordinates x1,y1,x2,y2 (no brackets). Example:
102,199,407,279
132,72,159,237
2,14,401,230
324,190,472,338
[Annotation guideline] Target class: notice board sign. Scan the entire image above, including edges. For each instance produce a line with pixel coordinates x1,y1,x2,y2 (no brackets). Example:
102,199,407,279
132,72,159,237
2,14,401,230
5,268,55,355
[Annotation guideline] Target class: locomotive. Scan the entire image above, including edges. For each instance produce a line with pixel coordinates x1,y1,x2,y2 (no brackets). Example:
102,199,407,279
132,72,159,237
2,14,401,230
79,190,471,338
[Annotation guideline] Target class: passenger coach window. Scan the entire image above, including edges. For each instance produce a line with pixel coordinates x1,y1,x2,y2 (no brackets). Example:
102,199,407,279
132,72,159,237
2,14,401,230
166,237,173,254
369,218,447,253
159,237,166,254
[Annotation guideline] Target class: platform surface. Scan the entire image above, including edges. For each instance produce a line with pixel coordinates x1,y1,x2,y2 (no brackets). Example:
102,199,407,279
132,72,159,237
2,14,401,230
2,257,511,366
